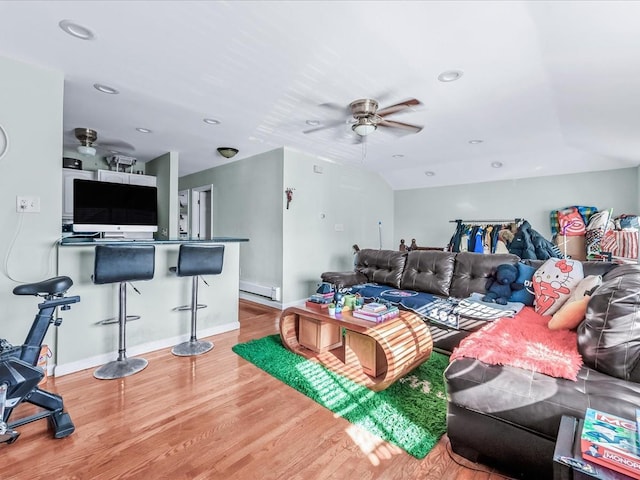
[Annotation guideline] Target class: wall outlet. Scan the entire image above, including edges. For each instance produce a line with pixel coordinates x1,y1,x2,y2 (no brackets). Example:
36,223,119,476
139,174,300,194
16,195,41,213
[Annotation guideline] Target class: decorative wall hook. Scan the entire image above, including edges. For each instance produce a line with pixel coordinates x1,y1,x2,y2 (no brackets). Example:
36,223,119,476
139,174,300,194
285,187,295,210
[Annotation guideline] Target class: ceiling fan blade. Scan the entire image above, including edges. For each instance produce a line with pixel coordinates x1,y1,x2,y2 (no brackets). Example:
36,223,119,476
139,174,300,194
377,119,423,133
318,102,350,115
303,119,346,134
376,98,422,117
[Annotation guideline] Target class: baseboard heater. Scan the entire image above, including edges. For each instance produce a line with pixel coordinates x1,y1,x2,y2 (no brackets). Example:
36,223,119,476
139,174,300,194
239,280,281,301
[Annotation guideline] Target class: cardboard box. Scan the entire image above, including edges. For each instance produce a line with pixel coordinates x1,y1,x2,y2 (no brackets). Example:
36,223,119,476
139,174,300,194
555,235,587,261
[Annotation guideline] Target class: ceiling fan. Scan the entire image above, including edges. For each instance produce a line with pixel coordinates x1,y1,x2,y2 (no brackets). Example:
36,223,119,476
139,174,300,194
304,98,423,138
66,127,135,158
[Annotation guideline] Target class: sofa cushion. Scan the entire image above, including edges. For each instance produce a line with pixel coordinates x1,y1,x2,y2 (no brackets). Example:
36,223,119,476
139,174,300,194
399,250,455,297
445,358,640,449
320,271,368,288
355,249,407,289
449,252,520,299
578,264,640,382
548,295,590,330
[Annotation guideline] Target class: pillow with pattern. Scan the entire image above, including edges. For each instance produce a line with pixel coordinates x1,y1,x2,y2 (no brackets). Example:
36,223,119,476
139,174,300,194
533,258,584,316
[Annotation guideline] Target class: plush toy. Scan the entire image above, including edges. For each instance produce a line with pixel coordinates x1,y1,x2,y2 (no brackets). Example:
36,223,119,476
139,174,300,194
483,264,524,305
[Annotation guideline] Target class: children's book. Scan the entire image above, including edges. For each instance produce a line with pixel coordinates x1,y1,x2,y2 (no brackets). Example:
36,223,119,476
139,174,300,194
581,408,640,479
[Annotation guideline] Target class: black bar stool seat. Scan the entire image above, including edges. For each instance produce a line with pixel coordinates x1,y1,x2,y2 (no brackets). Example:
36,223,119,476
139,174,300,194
171,244,224,356
92,245,155,380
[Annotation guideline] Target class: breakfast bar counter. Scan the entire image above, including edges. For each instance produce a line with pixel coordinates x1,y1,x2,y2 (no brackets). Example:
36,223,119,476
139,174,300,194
55,238,248,376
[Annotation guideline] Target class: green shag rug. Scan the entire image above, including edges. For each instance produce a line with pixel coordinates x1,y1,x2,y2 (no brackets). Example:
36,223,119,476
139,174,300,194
232,334,449,459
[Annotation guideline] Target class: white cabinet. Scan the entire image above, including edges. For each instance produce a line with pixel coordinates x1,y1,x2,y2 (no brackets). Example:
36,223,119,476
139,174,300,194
62,169,95,219
97,170,156,186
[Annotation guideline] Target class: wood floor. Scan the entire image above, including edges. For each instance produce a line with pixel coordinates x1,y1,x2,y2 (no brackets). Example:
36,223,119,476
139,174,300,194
3,300,515,479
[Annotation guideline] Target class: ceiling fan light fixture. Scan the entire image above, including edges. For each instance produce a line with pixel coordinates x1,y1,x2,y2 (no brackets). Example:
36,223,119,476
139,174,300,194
217,147,238,159
77,145,96,156
352,118,377,136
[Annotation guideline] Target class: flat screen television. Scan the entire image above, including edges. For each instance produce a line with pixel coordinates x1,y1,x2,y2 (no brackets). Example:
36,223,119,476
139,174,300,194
73,179,158,236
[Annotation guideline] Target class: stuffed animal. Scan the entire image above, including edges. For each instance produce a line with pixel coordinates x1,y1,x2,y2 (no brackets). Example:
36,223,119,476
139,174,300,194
483,263,524,305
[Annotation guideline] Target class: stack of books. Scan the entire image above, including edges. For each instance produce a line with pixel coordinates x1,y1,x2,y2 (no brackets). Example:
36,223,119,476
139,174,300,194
352,302,400,323
580,407,640,479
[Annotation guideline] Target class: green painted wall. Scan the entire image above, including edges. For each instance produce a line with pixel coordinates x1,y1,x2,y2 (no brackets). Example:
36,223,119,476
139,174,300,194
146,151,179,239
0,57,64,346
282,148,394,303
394,168,639,249
180,148,284,294
179,147,394,304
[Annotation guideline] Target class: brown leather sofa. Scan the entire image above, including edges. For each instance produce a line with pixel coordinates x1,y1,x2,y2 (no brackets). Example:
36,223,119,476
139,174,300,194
322,249,635,479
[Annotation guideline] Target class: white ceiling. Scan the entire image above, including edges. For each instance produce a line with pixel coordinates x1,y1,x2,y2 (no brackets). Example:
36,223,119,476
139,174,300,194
1,0,639,190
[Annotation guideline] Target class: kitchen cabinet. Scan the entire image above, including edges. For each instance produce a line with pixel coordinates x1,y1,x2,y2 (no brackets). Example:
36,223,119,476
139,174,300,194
97,170,156,186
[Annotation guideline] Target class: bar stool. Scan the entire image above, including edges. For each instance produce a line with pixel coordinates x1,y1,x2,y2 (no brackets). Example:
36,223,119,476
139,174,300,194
170,244,224,356
92,245,155,380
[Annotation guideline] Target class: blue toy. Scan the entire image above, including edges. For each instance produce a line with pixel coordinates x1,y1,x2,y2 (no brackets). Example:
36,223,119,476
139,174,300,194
482,264,524,305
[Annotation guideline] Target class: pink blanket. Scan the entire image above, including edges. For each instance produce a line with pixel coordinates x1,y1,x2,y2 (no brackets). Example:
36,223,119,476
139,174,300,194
450,306,583,381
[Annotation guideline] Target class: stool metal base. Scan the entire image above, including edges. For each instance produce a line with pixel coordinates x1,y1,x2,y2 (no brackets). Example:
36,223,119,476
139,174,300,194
172,304,207,312
97,315,141,326
171,340,214,357
93,357,148,380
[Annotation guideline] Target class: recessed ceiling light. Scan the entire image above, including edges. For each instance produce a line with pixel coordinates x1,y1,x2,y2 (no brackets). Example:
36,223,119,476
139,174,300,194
93,83,118,94
424,171,436,176
392,154,405,158
59,20,95,40
306,120,321,126
136,127,152,133
203,118,220,125
491,161,503,168
438,70,463,82
469,139,483,144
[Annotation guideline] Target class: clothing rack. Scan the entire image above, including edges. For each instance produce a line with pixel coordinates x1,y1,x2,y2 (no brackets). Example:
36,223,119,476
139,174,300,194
449,218,522,224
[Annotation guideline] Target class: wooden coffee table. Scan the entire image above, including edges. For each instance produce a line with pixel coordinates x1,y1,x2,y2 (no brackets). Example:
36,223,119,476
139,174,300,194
279,306,433,391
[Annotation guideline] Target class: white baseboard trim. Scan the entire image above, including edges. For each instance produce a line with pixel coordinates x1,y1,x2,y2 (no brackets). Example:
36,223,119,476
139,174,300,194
239,291,283,310
53,321,240,377
238,292,310,311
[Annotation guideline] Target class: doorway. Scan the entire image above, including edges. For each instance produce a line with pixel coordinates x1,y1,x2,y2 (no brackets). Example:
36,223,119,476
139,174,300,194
190,185,213,240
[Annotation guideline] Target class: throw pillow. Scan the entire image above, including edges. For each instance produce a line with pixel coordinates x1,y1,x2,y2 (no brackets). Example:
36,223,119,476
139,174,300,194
508,262,536,306
548,295,590,330
567,275,602,303
533,258,584,316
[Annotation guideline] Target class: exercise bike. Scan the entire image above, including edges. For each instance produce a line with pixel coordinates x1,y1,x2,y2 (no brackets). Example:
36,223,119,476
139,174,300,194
0,276,79,444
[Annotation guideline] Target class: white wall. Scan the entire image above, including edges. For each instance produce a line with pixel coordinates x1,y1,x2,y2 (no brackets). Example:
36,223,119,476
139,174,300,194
0,57,64,346
394,168,639,248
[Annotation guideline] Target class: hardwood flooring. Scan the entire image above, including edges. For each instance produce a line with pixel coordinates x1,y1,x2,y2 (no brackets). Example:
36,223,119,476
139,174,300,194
3,300,515,479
